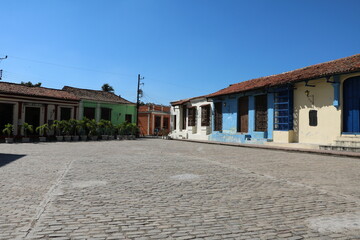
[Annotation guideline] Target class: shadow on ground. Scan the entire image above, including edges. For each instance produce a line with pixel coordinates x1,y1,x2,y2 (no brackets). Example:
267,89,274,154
0,154,26,168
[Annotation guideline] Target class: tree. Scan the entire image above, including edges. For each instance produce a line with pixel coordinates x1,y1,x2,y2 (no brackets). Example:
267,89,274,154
20,81,42,87
101,83,114,93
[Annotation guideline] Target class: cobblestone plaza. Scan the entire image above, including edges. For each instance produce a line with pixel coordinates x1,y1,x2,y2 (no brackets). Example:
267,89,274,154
0,139,360,239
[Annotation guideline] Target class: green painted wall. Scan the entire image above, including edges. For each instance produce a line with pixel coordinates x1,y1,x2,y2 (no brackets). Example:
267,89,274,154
82,100,137,125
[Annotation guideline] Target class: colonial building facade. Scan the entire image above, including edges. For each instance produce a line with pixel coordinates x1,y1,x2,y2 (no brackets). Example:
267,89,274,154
170,96,212,141
170,54,360,151
63,86,136,125
138,104,170,136
0,82,79,136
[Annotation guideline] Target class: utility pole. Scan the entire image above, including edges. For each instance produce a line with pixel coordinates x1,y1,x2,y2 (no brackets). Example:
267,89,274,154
0,55,7,80
136,74,144,136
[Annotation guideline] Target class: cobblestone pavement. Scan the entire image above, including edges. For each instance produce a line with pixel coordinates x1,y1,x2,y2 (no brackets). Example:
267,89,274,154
0,139,360,240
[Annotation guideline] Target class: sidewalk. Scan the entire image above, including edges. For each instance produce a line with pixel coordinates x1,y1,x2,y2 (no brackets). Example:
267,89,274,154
172,138,360,159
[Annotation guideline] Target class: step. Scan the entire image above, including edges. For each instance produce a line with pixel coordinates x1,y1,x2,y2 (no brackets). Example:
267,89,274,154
334,140,360,147
337,135,360,142
319,145,360,153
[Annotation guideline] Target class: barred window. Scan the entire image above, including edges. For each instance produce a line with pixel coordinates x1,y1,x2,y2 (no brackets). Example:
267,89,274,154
188,107,196,126
201,105,210,126
274,88,293,131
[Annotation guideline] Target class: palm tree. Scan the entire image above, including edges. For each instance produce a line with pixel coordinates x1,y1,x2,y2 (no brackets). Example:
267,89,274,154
101,83,114,93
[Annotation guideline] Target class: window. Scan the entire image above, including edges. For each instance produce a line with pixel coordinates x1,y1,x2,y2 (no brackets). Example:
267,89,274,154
101,108,111,121
84,107,95,120
309,110,317,126
274,89,293,131
188,107,196,126
60,107,72,121
255,95,267,132
201,105,211,126
125,114,132,123
182,106,187,130
155,116,161,129
163,117,169,129
214,102,222,131
173,115,177,130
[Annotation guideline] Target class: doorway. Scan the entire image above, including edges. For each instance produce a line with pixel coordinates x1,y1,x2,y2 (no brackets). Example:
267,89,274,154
237,96,249,133
0,103,14,135
25,107,41,130
343,76,360,133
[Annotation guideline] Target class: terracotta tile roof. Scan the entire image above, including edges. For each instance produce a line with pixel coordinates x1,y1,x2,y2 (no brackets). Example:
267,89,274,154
170,95,208,106
207,53,360,98
0,82,79,101
63,86,135,104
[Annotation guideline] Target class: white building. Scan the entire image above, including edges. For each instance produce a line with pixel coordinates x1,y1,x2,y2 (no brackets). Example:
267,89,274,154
170,96,212,140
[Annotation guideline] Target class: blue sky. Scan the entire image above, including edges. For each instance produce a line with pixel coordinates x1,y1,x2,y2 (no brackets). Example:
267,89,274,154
1,0,360,104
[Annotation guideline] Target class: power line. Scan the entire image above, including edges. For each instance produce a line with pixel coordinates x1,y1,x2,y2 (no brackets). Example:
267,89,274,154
8,55,134,77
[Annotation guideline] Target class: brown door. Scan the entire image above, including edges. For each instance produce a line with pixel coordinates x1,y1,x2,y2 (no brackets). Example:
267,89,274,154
214,102,222,131
237,96,248,133
255,95,267,132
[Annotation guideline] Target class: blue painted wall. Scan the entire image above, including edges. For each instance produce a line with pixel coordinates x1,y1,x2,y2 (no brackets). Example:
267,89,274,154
209,90,274,144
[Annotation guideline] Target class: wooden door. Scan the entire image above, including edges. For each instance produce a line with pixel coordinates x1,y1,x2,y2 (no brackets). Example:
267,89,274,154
255,95,267,132
237,96,248,133
214,102,222,131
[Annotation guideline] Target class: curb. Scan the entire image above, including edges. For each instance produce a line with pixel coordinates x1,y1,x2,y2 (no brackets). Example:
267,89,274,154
172,139,360,159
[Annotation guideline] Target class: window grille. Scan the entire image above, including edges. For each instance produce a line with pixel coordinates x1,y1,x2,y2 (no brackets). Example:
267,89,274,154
274,88,293,131
188,107,196,126
201,105,210,126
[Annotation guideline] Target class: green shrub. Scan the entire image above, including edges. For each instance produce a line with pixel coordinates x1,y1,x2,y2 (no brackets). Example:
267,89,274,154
2,123,13,137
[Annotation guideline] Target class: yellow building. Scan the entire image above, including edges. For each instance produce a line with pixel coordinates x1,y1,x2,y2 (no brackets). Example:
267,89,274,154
269,54,360,150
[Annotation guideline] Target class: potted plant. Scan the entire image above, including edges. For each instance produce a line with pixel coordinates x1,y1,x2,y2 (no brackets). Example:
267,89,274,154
22,122,33,143
52,120,64,141
36,123,50,142
117,122,127,140
98,119,109,140
108,122,115,140
2,123,14,143
62,120,72,141
129,123,138,140
78,118,89,141
69,119,80,141
86,119,98,141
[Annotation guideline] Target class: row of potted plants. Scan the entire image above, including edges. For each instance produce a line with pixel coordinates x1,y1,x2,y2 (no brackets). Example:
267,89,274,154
1,118,139,143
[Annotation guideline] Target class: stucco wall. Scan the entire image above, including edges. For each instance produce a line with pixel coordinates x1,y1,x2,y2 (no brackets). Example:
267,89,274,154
170,98,212,140
82,101,137,125
209,92,274,144
293,72,360,144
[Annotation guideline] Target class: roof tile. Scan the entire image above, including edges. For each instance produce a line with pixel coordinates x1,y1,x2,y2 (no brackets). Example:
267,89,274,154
63,86,134,104
0,82,79,101
207,53,360,98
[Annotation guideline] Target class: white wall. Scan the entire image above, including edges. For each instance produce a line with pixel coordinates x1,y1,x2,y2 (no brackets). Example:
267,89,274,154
170,98,212,140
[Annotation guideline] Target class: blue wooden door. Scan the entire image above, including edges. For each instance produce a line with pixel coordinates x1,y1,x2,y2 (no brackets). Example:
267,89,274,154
343,76,360,133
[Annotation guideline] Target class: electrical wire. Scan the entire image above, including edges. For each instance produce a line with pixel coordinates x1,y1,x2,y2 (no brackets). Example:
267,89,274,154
7,55,135,78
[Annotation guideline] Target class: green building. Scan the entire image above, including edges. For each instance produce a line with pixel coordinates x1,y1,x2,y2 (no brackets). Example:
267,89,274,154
63,86,136,125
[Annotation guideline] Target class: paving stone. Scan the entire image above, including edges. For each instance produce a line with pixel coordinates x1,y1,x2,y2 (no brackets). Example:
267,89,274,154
1,140,360,239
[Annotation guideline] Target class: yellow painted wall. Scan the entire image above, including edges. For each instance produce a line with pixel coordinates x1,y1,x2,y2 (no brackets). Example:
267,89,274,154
293,72,360,144
273,130,294,143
